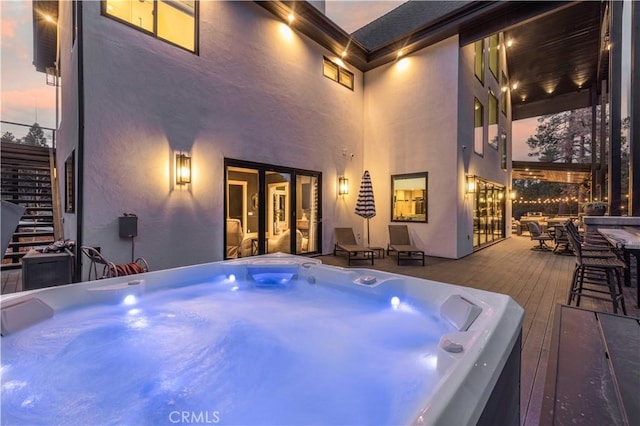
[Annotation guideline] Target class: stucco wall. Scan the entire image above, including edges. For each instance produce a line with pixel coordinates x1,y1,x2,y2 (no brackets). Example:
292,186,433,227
76,2,364,269
457,35,513,257
363,37,460,258
56,0,79,246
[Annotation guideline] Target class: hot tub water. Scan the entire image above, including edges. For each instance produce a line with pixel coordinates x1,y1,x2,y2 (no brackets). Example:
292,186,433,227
1,273,453,425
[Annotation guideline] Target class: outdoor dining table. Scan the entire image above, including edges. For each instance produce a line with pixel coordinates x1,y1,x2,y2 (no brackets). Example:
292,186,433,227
597,227,640,308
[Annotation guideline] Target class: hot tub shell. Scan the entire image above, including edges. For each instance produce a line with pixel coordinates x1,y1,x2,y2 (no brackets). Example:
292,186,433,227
1,254,523,425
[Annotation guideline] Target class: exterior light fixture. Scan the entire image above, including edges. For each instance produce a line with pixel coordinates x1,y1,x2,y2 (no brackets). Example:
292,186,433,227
338,177,349,196
175,153,191,185
287,13,295,24
341,50,347,58
466,175,476,193
510,190,517,200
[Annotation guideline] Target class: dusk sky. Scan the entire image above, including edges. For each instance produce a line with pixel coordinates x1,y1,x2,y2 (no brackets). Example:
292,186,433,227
1,0,538,158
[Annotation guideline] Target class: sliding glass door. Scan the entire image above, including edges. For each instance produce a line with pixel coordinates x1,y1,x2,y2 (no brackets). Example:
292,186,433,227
224,159,321,259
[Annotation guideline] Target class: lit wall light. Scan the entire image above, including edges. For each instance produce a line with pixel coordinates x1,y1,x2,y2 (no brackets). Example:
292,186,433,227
511,82,518,90
175,153,192,185
466,175,476,193
341,50,347,59
506,39,513,48
397,50,404,58
509,190,517,200
287,13,295,25
338,177,349,196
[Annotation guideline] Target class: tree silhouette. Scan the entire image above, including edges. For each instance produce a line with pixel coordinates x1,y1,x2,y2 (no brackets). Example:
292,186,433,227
1,131,17,144
526,108,596,163
23,123,48,146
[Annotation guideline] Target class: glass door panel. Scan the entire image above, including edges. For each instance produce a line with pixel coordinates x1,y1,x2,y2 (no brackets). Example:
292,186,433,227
226,166,260,259
472,177,506,249
296,174,319,254
266,171,292,253
225,160,322,258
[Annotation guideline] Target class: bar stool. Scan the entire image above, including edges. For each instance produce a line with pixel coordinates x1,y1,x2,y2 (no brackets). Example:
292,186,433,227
566,226,627,315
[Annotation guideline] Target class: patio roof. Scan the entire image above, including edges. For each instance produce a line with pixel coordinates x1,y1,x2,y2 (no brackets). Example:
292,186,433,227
512,161,592,185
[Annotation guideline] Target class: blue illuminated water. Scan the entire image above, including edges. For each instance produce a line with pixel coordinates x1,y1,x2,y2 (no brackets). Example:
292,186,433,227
1,277,453,425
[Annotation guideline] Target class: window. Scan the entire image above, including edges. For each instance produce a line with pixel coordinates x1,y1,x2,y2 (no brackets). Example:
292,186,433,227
501,72,508,115
323,57,354,90
500,130,508,170
103,0,197,52
474,97,484,156
65,151,75,213
488,34,499,79
488,91,499,150
474,39,484,83
391,173,428,223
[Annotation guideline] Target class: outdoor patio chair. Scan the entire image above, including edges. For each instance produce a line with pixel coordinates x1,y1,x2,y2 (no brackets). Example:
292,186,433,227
565,225,627,315
80,246,149,281
226,218,243,258
387,225,425,266
333,227,374,266
527,221,553,251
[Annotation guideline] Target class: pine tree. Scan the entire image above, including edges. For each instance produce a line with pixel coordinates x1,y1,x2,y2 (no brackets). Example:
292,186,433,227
23,123,48,146
1,131,17,143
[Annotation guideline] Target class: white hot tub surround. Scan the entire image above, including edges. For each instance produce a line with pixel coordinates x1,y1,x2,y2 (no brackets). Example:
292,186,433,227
1,254,523,425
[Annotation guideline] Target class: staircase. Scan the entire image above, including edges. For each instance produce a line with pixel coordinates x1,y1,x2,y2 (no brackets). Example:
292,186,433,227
1,142,62,270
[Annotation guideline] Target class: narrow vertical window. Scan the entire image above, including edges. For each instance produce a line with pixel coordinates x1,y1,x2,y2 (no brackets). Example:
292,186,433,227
501,72,508,115
474,39,484,84
488,91,499,149
488,34,499,79
474,98,484,156
65,151,75,213
500,131,508,170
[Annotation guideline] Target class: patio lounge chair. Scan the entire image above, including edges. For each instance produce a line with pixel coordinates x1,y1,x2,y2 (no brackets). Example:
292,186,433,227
333,227,374,266
528,221,553,251
387,225,425,266
80,246,149,281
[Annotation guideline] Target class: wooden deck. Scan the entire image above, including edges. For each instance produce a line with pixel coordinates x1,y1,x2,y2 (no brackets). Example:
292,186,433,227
2,235,638,425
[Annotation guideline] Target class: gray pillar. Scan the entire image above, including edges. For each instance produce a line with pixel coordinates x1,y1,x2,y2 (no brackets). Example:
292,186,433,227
600,80,607,201
591,87,598,201
608,0,622,216
630,0,640,215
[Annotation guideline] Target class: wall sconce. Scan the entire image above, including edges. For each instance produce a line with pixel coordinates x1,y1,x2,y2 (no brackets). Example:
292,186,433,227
466,175,476,193
509,190,517,200
175,153,192,185
338,177,349,196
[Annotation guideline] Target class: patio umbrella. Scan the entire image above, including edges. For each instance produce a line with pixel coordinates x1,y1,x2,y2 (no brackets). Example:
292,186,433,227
355,170,376,246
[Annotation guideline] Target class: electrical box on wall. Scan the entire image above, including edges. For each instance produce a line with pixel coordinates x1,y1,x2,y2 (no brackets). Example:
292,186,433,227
119,214,138,238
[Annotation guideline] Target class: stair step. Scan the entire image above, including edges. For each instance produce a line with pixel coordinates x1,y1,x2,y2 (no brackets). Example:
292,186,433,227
11,231,54,238
17,222,54,228
0,263,23,271
0,183,52,190
24,206,55,212
8,240,55,249
21,214,54,220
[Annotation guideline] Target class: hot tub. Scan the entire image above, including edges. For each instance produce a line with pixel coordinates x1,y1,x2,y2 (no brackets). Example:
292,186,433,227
1,254,523,425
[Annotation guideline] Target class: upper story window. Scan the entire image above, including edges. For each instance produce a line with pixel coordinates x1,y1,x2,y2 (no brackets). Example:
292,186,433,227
103,0,198,52
473,39,484,84
323,57,354,90
474,97,484,156
488,34,499,79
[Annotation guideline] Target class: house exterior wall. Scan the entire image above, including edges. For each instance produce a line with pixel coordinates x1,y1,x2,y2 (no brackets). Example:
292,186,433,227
363,37,460,258
68,1,364,271
457,35,513,257
56,0,79,245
